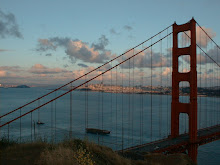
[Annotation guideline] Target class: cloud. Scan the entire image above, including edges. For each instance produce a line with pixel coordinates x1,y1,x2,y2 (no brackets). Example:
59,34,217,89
70,65,126,82
100,63,111,71
0,49,10,52
182,54,206,65
78,63,88,68
0,70,7,77
123,25,133,31
207,69,213,74
206,46,220,64
0,64,76,85
0,66,25,78
196,54,207,64
0,9,22,38
0,68,19,78
36,35,112,63
183,46,219,65
45,53,52,56
182,26,216,48
199,71,219,83
91,35,109,51
162,67,171,76
118,49,171,69
66,39,110,63
128,34,135,39
110,28,120,35
36,39,57,52
196,26,216,48
0,66,23,72
29,64,69,74
63,64,69,68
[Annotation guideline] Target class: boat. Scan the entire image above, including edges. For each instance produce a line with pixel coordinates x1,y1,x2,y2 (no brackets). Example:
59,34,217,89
86,128,110,135
37,120,45,125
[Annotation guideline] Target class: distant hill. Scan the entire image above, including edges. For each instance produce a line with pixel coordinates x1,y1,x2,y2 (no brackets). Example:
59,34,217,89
15,85,30,88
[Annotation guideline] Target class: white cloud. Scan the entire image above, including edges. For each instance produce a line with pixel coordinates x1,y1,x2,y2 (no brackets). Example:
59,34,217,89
0,66,23,72
183,46,219,65
162,67,171,76
182,26,216,48
36,35,113,64
29,64,69,74
118,49,171,69
0,70,7,77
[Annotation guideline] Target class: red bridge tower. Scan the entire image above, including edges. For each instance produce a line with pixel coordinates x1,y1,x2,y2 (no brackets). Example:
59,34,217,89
171,18,198,162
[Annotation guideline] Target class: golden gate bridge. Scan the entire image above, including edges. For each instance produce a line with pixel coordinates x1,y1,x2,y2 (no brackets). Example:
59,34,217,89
0,18,219,163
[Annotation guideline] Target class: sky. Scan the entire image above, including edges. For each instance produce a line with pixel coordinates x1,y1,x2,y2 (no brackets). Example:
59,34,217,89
0,0,220,86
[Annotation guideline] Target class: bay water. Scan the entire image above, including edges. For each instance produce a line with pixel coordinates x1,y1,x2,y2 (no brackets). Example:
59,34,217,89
0,87,219,164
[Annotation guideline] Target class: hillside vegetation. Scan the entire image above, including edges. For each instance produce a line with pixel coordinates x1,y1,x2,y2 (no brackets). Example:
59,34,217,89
0,138,195,165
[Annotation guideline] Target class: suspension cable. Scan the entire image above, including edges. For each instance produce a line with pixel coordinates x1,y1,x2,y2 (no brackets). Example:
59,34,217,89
196,21,220,50
0,25,173,119
0,32,173,128
183,32,220,67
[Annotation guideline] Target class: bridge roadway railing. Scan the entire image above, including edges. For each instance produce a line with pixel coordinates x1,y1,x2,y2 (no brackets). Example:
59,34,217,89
121,124,220,159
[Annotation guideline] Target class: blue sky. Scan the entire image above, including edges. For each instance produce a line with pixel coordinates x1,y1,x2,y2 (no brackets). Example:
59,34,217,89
0,0,219,85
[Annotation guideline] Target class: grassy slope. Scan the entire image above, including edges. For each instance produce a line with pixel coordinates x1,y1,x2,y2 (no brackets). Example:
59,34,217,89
0,139,195,165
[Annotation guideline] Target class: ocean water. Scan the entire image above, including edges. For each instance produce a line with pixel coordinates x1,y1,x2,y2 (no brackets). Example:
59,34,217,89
0,87,219,164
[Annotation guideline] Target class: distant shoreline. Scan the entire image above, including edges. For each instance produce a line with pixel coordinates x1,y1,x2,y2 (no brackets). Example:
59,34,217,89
75,84,219,97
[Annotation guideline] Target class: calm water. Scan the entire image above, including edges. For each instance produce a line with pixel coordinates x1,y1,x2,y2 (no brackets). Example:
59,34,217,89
0,87,219,165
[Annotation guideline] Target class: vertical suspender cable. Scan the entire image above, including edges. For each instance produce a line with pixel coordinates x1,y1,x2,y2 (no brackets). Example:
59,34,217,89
87,81,89,129
121,56,124,151
128,51,131,146
111,61,113,132
205,34,208,127
101,74,104,144
139,58,142,144
0,88,2,138
141,44,144,144
217,47,219,125
8,124,9,141
166,28,169,136
116,66,118,149
70,83,72,139
98,70,100,144
132,49,135,145
85,76,87,131
31,111,33,142
51,100,53,141
210,42,213,126
159,34,162,137
199,29,202,129
150,38,153,141
54,92,57,142
98,69,100,130
38,99,40,138
20,108,21,142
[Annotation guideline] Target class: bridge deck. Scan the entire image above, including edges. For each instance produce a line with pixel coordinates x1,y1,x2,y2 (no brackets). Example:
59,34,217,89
123,125,220,154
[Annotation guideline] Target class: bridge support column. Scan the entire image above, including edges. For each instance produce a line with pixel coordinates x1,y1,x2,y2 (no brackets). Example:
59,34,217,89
188,143,198,163
171,18,198,162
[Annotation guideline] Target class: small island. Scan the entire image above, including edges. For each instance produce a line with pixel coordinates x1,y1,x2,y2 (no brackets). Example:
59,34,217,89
15,85,30,88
